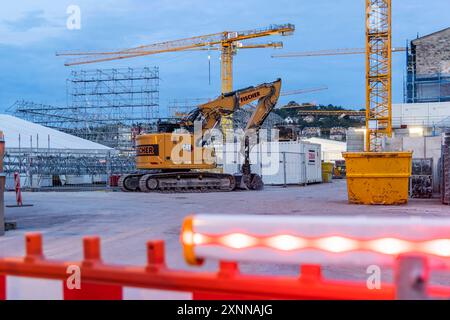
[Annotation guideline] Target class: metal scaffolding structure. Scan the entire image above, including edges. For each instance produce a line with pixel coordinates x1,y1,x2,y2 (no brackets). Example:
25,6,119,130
3,149,134,175
69,67,159,121
405,43,450,103
2,148,136,190
168,98,210,119
8,100,82,130
8,67,160,152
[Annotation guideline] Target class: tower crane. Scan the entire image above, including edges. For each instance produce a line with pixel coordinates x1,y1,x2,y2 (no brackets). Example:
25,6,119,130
57,24,294,132
272,2,392,152
57,24,294,94
365,0,392,152
271,47,404,58
280,86,328,97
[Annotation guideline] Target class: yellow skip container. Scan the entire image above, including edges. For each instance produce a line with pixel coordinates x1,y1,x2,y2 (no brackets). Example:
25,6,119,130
322,162,334,183
342,152,413,205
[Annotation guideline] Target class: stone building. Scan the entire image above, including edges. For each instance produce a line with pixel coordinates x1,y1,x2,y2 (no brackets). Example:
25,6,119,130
406,27,450,103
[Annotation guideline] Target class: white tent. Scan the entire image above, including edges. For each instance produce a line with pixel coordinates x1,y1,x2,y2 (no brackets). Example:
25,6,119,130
0,114,111,151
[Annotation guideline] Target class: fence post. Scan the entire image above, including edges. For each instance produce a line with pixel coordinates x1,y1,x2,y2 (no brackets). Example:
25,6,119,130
283,152,287,187
304,152,308,186
106,151,112,190
395,255,429,300
26,154,32,191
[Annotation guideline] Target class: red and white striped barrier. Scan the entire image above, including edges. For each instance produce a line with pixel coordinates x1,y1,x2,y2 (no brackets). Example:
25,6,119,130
2,213,450,300
0,233,403,300
0,275,194,300
14,172,23,206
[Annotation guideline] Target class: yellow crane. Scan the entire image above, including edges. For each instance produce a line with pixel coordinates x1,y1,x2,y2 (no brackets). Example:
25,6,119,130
272,2,392,152
365,0,392,152
296,110,366,117
57,24,294,94
271,47,404,58
171,86,328,118
57,24,294,132
280,86,328,97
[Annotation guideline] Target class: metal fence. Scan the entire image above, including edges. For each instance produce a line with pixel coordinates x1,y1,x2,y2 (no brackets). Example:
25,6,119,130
2,145,327,191
442,130,450,204
2,149,136,191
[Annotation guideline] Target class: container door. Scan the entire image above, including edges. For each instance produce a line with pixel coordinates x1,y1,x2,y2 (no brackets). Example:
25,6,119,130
306,146,322,183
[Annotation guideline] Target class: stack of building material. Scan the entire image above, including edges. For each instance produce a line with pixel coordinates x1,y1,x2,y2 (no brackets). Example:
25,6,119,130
411,159,433,198
442,130,450,205
346,128,365,152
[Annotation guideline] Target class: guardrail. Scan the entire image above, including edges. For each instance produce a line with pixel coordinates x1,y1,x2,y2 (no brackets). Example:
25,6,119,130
1,230,450,300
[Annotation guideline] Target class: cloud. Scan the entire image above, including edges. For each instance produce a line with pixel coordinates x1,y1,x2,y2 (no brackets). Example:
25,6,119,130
1,0,450,112
0,5,65,46
4,10,49,32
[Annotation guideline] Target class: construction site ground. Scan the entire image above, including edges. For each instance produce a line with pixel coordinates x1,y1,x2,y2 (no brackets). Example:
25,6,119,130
1,180,449,285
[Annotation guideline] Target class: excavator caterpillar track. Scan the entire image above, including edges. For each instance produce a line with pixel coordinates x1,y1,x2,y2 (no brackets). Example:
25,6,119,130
118,174,143,192
138,172,237,193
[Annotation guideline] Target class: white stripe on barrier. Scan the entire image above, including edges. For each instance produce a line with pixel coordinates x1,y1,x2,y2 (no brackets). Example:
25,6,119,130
6,276,63,300
192,215,450,240
123,287,193,300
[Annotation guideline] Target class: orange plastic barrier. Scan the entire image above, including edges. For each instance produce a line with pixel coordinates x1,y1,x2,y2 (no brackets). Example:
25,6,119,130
109,175,121,187
1,233,450,300
14,172,23,206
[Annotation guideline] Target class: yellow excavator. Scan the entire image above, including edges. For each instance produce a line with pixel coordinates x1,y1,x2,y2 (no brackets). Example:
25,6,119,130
119,79,282,193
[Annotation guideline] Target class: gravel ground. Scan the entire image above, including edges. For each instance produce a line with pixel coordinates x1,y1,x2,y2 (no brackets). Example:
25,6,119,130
1,180,449,286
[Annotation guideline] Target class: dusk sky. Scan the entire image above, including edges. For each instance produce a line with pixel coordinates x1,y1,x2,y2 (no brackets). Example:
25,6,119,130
0,0,449,116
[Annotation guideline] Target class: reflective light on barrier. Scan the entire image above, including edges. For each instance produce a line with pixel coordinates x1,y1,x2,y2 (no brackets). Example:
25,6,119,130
193,233,207,246
315,236,358,253
221,233,257,249
181,215,450,265
367,238,412,255
422,240,450,257
181,231,450,258
266,235,306,251
182,231,194,246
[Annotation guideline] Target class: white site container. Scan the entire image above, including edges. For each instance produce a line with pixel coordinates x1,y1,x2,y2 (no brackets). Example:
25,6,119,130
261,141,322,185
92,174,108,183
5,173,30,190
300,143,322,184
63,175,93,185
31,175,53,188
217,141,322,185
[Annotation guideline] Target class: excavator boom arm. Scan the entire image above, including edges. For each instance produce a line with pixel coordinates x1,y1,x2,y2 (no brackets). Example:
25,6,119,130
185,79,282,133
244,79,282,131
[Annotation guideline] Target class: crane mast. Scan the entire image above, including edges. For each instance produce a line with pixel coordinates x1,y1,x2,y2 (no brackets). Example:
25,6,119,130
366,0,392,152
270,1,393,153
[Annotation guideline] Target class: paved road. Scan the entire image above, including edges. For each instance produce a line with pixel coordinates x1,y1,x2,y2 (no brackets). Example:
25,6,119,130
1,180,449,285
